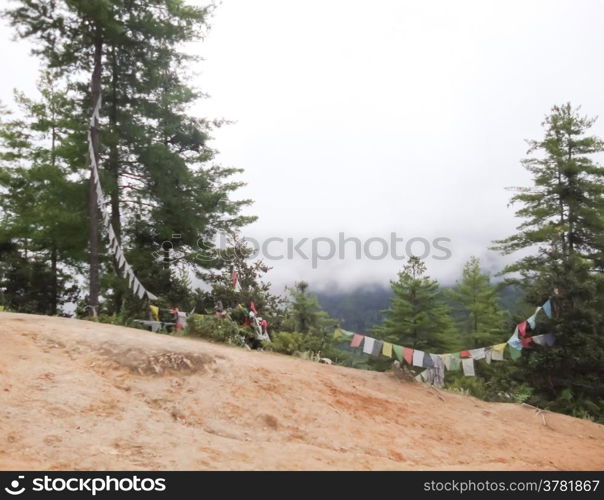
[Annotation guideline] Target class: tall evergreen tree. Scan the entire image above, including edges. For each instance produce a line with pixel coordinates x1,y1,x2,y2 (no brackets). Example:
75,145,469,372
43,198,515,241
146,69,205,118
373,257,460,353
447,256,507,348
494,103,604,421
4,1,255,314
0,74,86,314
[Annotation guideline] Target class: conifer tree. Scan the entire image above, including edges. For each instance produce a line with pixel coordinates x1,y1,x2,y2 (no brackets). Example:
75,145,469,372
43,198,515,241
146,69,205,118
4,1,255,313
447,256,507,347
0,74,85,314
494,104,604,421
373,257,460,352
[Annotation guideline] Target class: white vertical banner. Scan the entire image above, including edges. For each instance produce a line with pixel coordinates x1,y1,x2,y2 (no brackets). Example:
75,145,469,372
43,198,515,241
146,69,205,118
88,94,158,302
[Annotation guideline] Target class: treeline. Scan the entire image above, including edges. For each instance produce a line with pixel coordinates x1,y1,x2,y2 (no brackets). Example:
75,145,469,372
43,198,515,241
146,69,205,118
315,282,524,334
0,1,254,317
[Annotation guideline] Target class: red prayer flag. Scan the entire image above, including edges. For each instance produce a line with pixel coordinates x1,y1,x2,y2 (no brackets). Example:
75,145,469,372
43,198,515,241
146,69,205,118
518,321,528,337
521,336,533,348
403,347,414,365
350,334,363,348
460,350,471,358
249,301,257,314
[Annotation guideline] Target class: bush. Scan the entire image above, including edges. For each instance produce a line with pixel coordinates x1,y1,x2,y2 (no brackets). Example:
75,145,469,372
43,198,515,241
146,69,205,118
186,314,244,345
95,313,132,327
267,331,307,355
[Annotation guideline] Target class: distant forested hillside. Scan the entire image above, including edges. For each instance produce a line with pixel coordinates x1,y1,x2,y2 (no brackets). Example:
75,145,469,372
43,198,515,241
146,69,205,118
316,283,524,333
314,285,392,333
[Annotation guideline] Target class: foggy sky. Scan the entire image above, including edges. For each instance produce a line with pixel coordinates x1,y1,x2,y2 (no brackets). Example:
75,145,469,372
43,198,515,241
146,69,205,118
1,0,603,293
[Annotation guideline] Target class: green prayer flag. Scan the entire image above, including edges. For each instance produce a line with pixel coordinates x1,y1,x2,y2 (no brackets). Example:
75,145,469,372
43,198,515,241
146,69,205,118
509,346,522,360
334,328,354,340
449,353,461,371
392,344,403,361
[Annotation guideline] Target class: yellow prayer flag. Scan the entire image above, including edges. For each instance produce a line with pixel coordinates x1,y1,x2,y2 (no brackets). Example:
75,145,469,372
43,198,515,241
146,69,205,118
149,305,159,322
492,343,506,353
382,342,393,358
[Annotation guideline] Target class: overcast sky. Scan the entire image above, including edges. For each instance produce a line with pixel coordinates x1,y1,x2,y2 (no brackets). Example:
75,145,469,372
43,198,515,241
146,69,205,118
1,0,603,293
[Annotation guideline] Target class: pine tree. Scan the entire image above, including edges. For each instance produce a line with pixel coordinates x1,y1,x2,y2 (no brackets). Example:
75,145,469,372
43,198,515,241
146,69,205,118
373,257,460,353
278,281,337,357
0,74,86,314
447,256,507,348
494,103,604,421
4,1,256,314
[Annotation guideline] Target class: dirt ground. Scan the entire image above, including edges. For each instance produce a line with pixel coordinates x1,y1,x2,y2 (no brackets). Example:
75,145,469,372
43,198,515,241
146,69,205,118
0,311,602,470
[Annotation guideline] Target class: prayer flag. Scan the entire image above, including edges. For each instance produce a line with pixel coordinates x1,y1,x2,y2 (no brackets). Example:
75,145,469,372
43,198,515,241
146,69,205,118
350,334,363,348
518,321,528,337
337,329,355,339
542,299,552,318
491,343,506,361
371,340,383,357
149,305,160,322
382,342,393,358
449,353,461,371
527,310,538,330
232,271,242,292
485,348,493,364
392,345,403,361
507,328,522,350
462,358,475,376
412,349,425,367
403,347,414,365
509,345,522,360
469,348,486,360
423,351,434,368
363,337,375,355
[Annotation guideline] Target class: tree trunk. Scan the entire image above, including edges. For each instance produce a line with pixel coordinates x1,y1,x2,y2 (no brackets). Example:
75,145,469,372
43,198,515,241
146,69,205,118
88,28,103,317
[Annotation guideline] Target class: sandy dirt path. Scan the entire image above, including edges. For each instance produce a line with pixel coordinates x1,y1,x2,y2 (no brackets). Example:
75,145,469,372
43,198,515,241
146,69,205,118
0,312,602,470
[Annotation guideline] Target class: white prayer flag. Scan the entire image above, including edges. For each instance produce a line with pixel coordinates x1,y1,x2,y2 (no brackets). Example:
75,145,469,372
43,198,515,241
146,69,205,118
485,349,492,364
462,358,475,376
412,349,425,367
441,354,451,370
117,250,125,269
363,337,375,355
469,348,486,360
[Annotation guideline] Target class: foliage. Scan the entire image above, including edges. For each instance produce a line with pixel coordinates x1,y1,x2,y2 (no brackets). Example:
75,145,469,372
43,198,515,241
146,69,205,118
2,0,255,315
447,256,508,347
493,103,604,422
186,314,244,346
373,257,461,353
197,234,286,330
0,74,85,314
267,331,309,355
280,281,338,353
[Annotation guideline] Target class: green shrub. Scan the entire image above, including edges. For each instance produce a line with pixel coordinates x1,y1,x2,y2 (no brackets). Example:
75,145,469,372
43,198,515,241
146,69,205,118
267,331,307,354
186,314,244,345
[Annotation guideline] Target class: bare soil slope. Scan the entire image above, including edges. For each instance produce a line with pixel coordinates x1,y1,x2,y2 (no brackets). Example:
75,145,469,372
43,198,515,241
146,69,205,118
0,312,602,470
